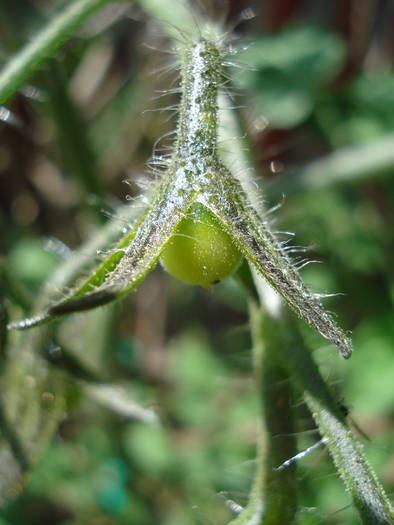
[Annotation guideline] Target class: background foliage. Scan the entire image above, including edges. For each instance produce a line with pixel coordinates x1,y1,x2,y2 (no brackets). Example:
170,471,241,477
0,1,393,524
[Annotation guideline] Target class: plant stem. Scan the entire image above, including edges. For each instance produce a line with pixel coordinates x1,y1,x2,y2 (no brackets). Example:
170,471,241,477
229,317,298,524
306,393,394,525
229,279,297,525
177,41,221,158
254,296,394,525
0,0,115,104
251,302,297,525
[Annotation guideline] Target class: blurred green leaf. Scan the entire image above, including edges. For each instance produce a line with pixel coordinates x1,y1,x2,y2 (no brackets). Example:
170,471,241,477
345,317,394,414
123,422,174,475
169,335,226,425
236,26,346,128
7,239,59,289
315,70,394,146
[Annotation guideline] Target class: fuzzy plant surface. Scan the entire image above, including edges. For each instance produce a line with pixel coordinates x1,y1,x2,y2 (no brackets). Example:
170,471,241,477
1,1,393,524
7,29,353,361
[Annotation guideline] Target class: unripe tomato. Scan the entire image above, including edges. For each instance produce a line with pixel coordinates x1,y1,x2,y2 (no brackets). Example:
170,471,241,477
160,203,242,288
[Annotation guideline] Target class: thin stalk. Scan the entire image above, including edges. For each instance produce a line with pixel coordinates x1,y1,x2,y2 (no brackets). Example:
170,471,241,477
252,302,297,525
305,393,394,524
177,41,220,158
230,273,297,525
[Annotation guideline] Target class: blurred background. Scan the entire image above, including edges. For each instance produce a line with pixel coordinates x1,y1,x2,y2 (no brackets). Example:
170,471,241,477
0,0,393,524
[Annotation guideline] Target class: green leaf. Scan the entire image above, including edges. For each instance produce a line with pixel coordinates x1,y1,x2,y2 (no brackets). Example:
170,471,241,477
236,26,346,128
249,67,313,128
240,26,346,84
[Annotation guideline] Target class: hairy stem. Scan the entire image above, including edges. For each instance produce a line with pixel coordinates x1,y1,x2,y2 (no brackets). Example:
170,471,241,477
306,393,394,524
177,40,221,158
254,296,394,525
251,302,297,525
229,270,297,525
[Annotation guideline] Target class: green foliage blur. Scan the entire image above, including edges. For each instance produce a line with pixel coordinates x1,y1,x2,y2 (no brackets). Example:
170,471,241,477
0,1,393,524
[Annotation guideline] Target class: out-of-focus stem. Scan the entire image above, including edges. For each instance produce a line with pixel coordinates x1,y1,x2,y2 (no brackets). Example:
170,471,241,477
0,0,115,104
229,288,297,524
251,302,297,525
256,294,394,525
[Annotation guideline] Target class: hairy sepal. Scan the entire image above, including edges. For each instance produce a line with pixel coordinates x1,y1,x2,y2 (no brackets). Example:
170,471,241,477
8,173,195,330
202,167,352,359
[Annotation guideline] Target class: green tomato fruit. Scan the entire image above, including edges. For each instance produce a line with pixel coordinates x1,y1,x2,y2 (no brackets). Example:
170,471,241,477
160,203,242,288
